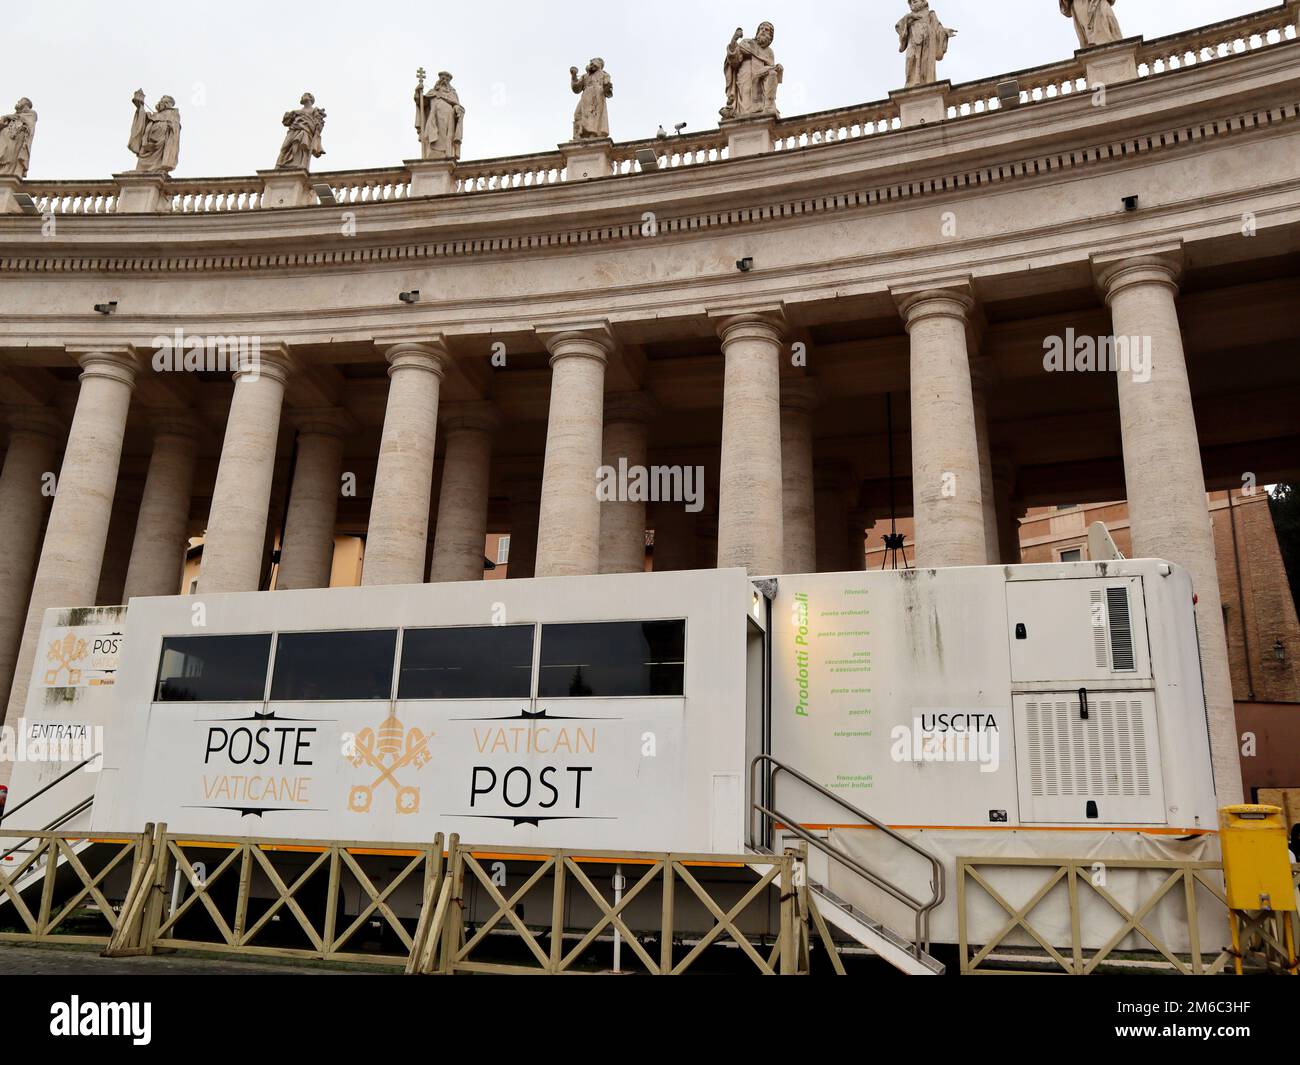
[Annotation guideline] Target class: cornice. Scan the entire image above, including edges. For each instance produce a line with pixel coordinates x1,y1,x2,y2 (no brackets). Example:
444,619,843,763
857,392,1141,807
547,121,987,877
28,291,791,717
1,40,1298,278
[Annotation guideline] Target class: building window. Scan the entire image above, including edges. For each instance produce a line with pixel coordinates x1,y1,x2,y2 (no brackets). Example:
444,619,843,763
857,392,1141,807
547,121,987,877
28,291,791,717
270,629,397,701
398,625,534,699
1060,547,1084,563
496,536,511,565
155,634,272,702
538,620,686,698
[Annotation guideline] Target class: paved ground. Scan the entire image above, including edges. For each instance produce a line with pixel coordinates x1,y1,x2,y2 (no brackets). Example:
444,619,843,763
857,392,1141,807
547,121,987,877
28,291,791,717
0,943,386,975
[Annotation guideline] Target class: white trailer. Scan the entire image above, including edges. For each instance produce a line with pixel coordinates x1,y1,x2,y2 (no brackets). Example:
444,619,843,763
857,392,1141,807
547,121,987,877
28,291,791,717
2,559,1222,960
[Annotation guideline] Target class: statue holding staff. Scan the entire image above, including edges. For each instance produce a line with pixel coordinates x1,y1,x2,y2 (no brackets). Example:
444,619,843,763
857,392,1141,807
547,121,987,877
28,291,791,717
414,69,464,161
570,58,613,140
896,1,957,88
720,22,782,119
0,98,37,178
127,90,181,173
1061,0,1124,49
275,92,326,170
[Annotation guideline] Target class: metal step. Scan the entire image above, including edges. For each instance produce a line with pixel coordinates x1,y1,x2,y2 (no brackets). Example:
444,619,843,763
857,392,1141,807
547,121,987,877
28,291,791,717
746,848,944,975
808,880,945,975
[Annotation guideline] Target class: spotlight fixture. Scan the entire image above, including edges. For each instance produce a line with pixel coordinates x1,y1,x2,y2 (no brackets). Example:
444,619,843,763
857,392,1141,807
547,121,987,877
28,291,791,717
13,192,39,216
93,300,118,315
1122,195,1139,212
635,148,659,172
736,257,754,273
398,290,420,304
995,79,1022,110
312,183,338,206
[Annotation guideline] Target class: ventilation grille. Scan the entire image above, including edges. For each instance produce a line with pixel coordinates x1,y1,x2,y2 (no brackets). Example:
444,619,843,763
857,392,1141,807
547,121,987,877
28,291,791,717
1025,697,1152,798
1089,590,1108,668
1106,587,1136,671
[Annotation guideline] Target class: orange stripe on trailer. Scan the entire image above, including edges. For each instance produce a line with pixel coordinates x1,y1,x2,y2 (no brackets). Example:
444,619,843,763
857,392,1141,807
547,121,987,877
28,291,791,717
776,823,1216,835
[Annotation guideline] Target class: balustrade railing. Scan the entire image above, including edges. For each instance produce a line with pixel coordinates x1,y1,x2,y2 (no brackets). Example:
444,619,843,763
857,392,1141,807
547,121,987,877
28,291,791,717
8,3,1295,217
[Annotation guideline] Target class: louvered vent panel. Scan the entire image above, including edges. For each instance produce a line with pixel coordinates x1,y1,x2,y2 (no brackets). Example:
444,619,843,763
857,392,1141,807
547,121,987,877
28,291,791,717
1089,590,1108,668
1025,697,1152,798
1106,586,1136,671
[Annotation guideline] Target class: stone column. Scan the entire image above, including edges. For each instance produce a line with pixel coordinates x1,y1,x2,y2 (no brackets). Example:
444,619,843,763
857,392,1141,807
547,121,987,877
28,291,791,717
4,349,138,735
1094,246,1242,803
712,309,786,575
276,409,353,591
893,282,987,568
846,510,868,572
505,476,541,580
96,482,141,605
197,345,293,594
534,326,611,577
362,339,448,587
991,463,1022,566
780,379,819,575
651,500,698,572
971,360,1001,566
122,417,198,599
598,392,657,574
0,410,63,714
815,469,851,573
429,403,500,584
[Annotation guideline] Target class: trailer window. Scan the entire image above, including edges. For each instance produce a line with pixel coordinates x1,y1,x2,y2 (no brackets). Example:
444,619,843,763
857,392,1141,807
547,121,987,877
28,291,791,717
270,629,397,701
155,634,272,702
538,621,685,697
398,625,534,699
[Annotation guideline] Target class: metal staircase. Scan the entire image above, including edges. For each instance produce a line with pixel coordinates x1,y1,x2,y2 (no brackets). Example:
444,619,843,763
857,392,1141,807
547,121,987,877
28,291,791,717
749,754,946,975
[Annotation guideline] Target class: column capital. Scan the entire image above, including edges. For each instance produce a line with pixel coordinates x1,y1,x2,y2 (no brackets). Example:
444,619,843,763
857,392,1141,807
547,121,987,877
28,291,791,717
1091,243,1184,304
780,377,821,413
288,406,357,438
709,305,788,346
536,321,617,364
145,410,202,441
890,277,976,327
67,346,141,388
2,405,65,438
440,400,501,435
234,340,294,385
376,335,450,377
602,390,659,425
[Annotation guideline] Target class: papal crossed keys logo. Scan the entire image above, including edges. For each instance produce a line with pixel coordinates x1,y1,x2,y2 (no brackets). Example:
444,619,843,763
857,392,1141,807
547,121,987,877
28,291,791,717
347,712,432,815
44,632,88,687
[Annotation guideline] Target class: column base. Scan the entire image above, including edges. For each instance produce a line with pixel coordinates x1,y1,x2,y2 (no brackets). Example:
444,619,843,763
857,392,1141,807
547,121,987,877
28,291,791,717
720,115,777,158
559,138,612,181
405,159,457,197
1078,37,1141,89
113,172,170,214
258,168,313,209
889,81,951,129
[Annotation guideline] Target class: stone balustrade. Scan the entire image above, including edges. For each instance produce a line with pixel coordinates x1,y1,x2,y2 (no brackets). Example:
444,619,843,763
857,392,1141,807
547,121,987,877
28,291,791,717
6,3,1297,217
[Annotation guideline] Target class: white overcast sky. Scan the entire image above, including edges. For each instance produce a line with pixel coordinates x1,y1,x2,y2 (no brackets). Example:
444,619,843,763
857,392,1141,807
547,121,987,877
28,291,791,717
6,0,1273,179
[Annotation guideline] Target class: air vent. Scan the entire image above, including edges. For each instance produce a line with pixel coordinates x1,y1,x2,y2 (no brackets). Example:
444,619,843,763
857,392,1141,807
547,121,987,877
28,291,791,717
1024,696,1152,798
1106,587,1136,671
1089,590,1108,668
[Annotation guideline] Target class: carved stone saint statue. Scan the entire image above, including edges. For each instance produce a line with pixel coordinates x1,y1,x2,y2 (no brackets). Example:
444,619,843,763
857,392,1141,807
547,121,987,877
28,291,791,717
414,70,465,161
275,93,326,170
570,58,613,140
896,1,958,88
720,22,782,120
0,98,37,178
127,90,181,173
1061,0,1123,49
